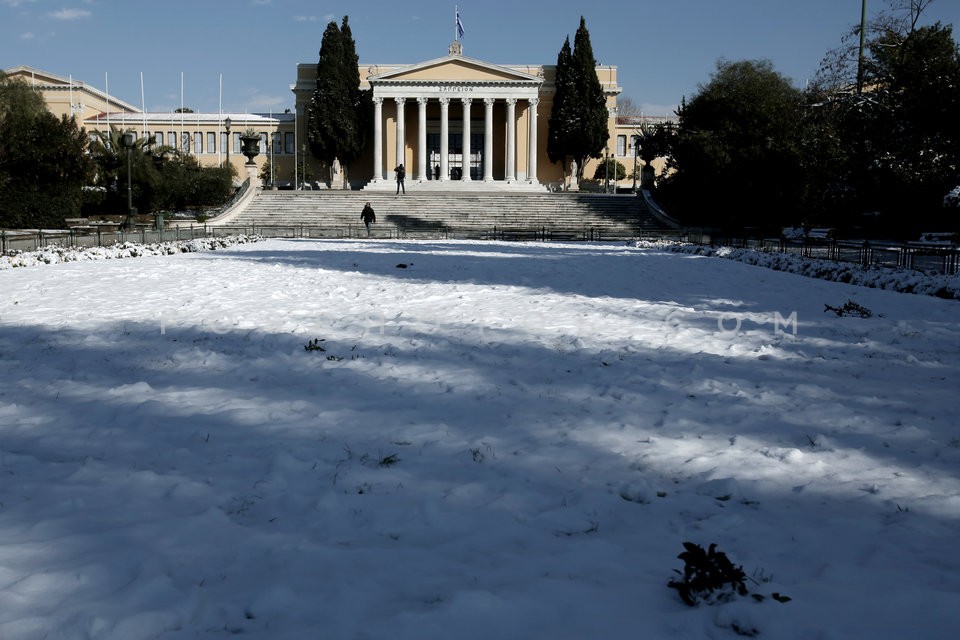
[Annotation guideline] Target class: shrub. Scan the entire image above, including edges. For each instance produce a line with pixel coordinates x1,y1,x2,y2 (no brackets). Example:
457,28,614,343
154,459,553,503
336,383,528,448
668,542,748,606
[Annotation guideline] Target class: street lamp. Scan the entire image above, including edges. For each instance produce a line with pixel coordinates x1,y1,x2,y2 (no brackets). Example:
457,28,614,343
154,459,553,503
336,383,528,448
270,130,275,188
121,131,135,230
224,117,232,168
604,144,610,194
631,135,639,192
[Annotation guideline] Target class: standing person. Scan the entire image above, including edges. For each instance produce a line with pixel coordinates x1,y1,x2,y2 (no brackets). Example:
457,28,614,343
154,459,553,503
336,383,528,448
360,201,376,236
434,164,440,181
394,163,406,194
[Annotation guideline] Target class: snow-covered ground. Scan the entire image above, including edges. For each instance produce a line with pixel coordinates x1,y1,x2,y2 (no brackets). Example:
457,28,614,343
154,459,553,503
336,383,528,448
0,238,957,639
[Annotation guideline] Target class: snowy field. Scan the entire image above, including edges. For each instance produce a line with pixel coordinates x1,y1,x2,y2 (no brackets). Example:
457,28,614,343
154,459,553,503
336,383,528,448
0,237,958,639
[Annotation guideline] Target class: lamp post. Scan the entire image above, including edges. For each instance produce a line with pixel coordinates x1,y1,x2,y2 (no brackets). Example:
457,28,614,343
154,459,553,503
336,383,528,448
121,131,135,230
224,117,232,169
631,135,639,192
604,145,609,194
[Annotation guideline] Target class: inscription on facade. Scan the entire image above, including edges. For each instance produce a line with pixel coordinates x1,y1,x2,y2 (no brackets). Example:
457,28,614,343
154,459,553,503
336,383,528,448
439,86,475,93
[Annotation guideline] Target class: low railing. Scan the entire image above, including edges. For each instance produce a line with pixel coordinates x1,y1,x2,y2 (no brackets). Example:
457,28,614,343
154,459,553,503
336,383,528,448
641,230,960,276
9,224,951,275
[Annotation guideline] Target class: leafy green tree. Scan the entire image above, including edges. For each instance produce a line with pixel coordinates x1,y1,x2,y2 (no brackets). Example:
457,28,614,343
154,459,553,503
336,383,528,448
809,0,960,235
154,155,232,212
591,158,626,181
86,127,232,217
0,72,93,228
636,122,675,187
306,16,370,178
863,23,959,218
658,59,804,229
88,127,162,216
547,17,609,181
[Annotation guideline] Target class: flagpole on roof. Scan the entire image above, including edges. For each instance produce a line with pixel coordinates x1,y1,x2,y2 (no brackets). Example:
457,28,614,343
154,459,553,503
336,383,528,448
140,72,146,137
105,72,110,131
180,72,185,155
218,73,223,164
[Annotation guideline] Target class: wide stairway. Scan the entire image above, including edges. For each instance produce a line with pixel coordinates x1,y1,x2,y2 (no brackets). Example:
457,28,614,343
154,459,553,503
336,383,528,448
225,190,672,240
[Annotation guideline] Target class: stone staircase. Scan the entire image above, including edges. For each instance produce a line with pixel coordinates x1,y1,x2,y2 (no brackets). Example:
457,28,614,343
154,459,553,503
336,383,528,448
220,190,671,240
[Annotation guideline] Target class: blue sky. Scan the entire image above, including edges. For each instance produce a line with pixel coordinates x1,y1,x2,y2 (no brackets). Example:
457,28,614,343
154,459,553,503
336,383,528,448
3,0,958,117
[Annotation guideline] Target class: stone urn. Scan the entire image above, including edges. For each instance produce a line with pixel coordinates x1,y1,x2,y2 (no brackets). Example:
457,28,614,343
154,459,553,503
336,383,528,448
239,132,261,166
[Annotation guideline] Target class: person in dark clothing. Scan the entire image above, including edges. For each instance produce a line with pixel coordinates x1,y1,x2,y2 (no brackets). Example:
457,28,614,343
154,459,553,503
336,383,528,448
394,164,406,194
434,164,440,181
360,202,376,236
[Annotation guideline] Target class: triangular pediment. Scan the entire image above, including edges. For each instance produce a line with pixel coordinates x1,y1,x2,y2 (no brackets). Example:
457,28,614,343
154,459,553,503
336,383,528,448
4,65,72,86
370,55,542,84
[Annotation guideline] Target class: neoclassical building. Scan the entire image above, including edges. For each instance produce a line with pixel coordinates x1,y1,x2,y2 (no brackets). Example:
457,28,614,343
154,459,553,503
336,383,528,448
292,43,624,190
7,46,668,191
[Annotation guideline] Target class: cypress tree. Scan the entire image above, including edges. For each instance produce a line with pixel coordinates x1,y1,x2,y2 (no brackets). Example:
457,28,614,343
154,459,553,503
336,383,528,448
336,17,370,168
570,16,609,172
547,36,577,176
306,17,368,172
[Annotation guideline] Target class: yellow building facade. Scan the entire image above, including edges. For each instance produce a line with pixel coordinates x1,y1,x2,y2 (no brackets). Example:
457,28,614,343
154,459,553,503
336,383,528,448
8,48,665,191
3,65,288,181
292,47,624,190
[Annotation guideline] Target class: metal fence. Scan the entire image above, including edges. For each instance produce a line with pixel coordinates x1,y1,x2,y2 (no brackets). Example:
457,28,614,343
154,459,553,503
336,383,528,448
3,224,957,276
662,230,960,276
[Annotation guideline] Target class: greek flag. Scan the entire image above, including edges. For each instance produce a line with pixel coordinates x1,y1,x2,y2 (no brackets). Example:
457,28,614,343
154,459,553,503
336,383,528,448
456,9,465,39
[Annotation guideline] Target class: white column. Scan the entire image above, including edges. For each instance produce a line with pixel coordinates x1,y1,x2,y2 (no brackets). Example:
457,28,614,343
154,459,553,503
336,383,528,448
461,98,472,181
439,97,450,182
505,98,517,183
527,97,539,184
417,97,428,181
372,97,383,181
394,97,406,172
483,98,494,182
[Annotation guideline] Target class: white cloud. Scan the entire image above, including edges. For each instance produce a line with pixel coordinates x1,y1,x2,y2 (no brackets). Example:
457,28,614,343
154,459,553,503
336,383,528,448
19,31,35,39
244,93,288,111
294,13,336,23
1,1,39,7
639,102,679,118
49,8,91,20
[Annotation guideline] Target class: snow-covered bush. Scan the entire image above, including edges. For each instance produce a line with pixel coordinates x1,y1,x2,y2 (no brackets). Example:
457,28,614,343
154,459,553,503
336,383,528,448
0,235,263,269
944,185,960,208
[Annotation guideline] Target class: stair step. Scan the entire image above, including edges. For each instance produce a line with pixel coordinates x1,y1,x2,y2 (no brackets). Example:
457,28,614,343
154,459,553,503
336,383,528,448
217,190,670,237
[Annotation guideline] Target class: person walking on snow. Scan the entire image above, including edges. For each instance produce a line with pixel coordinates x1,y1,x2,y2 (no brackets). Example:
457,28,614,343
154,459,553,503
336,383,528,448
360,201,376,236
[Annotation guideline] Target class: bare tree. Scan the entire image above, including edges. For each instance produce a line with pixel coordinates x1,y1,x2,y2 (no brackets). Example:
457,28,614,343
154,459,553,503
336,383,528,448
813,0,937,92
616,97,643,119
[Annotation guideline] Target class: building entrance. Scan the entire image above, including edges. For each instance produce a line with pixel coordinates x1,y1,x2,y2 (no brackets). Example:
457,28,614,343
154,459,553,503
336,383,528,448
426,128,484,180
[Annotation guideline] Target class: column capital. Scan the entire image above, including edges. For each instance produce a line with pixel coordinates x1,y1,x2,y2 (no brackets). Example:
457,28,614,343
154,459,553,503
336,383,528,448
417,96,429,106
528,97,540,107
395,97,407,105
439,96,451,106
373,96,383,106
505,97,517,106
461,97,473,106
484,97,496,106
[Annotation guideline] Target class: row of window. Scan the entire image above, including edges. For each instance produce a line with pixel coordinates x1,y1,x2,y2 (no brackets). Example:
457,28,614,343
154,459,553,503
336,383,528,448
100,130,297,155
614,135,641,157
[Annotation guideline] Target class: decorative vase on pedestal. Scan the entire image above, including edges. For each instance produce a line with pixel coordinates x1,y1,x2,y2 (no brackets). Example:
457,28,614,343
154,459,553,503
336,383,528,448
240,134,260,166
